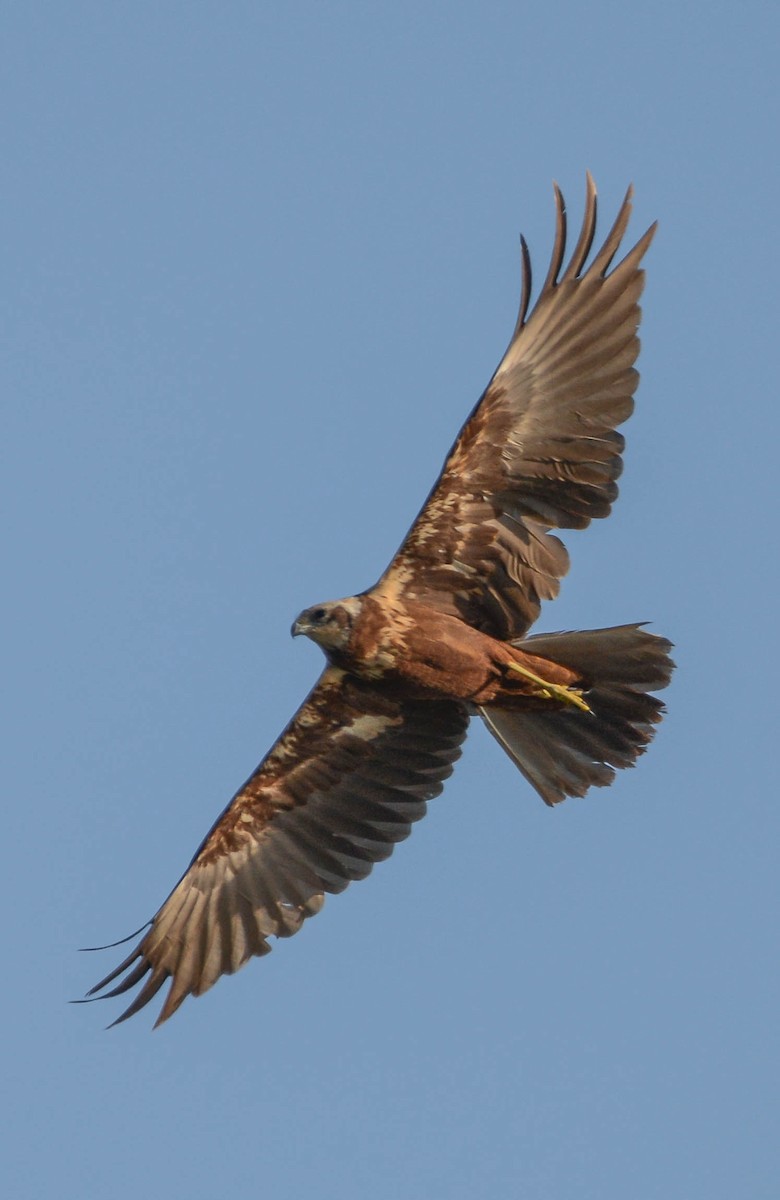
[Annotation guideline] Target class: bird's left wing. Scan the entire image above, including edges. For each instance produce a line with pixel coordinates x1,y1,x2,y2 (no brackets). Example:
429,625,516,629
374,177,655,641
85,667,468,1026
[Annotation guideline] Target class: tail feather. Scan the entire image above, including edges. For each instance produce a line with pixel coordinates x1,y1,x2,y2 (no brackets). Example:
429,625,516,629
480,624,674,806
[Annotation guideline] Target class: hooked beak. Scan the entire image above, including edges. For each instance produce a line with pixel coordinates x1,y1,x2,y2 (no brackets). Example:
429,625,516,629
291,615,308,638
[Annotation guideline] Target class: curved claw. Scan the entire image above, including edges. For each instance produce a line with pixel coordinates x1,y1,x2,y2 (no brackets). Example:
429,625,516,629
504,659,592,713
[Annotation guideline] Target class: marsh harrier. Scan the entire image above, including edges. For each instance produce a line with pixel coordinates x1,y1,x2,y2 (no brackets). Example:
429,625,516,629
83,176,673,1026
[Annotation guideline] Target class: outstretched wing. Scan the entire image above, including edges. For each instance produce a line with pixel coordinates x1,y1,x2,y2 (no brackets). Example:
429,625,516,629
374,175,656,640
85,668,468,1026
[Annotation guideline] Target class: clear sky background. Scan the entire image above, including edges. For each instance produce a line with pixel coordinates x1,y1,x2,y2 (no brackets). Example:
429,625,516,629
4,3,779,1198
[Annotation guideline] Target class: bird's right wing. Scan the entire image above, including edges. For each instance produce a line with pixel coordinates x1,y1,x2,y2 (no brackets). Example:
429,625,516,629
83,667,468,1026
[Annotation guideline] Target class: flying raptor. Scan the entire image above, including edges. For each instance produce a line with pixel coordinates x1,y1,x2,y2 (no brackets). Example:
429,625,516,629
84,176,673,1026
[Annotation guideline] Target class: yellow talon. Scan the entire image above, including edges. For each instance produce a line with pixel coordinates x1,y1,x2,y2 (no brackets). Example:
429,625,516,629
505,660,592,714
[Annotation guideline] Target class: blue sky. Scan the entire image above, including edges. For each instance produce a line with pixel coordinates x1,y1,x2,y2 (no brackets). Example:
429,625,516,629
4,3,779,1197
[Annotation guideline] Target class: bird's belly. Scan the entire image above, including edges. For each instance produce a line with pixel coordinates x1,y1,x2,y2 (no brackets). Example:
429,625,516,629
383,625,496,699
344,602,500,698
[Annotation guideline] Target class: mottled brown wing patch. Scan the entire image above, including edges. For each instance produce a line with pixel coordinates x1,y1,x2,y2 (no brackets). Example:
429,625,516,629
85,667,468,1026
375,175,656,640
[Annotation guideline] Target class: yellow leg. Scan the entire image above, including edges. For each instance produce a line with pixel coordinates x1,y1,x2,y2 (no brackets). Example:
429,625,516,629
505,659,592,714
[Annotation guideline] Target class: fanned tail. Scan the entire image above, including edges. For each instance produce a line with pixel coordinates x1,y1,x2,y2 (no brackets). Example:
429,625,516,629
479,624,674,806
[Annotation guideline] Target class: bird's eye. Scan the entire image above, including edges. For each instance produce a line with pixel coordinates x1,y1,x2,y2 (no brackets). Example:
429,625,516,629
310,607,327,623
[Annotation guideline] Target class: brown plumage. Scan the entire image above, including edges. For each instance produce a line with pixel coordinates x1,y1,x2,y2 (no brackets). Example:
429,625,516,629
82,176,673,1027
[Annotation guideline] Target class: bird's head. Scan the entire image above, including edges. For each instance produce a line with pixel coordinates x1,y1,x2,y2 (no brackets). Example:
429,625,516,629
291,596,362,652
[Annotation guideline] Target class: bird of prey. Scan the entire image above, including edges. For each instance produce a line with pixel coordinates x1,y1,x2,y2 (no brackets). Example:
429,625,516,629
83,176,673,1027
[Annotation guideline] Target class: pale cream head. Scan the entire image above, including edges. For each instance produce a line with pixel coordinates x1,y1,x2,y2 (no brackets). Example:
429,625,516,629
290,596,363,652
